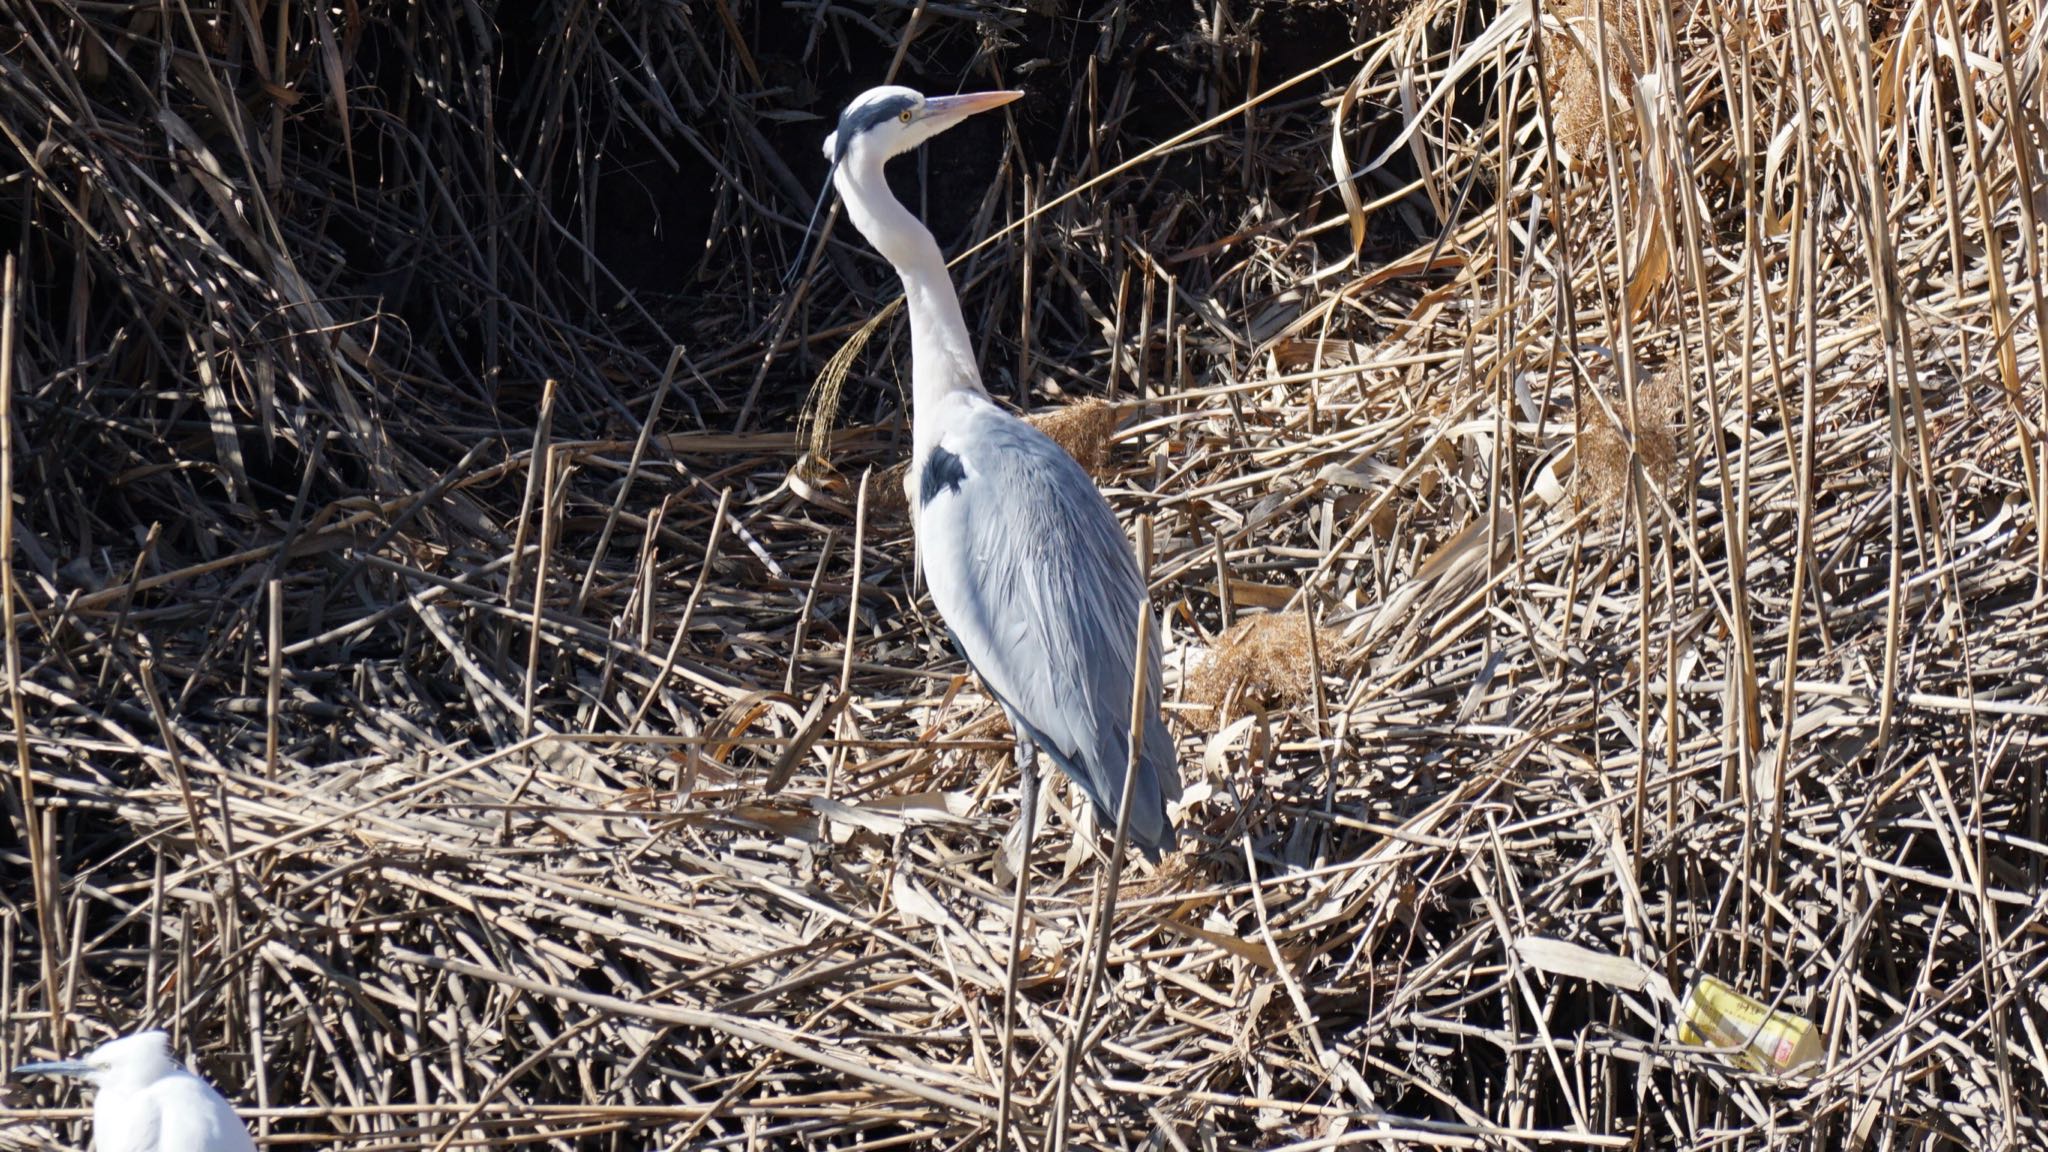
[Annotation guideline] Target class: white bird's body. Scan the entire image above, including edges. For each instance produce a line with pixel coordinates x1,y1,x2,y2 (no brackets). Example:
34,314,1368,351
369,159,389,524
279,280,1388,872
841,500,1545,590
12,1030,256,1152
823,86,1181,857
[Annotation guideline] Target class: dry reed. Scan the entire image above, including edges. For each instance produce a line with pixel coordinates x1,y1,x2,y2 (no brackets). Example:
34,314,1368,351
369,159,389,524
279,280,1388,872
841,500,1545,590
1189,612,1352,725
0,0,2043,1150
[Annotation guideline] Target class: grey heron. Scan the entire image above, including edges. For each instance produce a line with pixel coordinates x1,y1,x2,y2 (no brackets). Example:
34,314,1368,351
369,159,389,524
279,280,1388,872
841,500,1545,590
12,1030,257,1152
820,85,1183,862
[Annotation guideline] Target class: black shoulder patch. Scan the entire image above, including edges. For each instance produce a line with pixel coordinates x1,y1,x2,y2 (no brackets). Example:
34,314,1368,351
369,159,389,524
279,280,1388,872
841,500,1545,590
835,93,919,163
920,446,966,506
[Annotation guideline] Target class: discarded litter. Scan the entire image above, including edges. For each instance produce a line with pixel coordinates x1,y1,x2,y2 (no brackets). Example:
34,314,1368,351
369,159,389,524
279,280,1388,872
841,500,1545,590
1677,975,1822,1074
1515,937,1822,1075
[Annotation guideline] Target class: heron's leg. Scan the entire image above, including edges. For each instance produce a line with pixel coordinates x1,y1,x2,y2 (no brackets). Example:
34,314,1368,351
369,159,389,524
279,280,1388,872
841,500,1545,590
996,726,1038,1152
1001,731,1040,875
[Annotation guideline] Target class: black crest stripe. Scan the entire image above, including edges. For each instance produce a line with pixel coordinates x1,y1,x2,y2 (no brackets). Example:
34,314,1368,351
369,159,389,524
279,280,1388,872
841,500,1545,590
834,93,918,163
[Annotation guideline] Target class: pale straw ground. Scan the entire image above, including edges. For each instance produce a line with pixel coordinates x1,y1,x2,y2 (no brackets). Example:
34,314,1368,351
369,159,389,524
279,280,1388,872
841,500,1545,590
0,1,2043,1149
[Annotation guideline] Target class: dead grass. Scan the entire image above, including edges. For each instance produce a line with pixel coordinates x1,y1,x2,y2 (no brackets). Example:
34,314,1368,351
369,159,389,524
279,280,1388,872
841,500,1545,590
1576,370,1686,516
0,0,2044,1149
1544,0,1647,168
1189,612,1353,724
1026,398,1119,476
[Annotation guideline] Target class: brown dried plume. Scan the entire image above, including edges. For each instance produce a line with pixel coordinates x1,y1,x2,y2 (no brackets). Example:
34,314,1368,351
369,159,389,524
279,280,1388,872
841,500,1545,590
1544,0,1645,167
1027,398,1118,475
1576,371,1686,518
1189,612,1353,727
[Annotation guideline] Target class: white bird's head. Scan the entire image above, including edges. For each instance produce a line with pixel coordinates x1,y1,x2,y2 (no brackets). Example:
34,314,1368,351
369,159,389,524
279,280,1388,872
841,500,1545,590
822,85,1022,171
13,1030,182,1093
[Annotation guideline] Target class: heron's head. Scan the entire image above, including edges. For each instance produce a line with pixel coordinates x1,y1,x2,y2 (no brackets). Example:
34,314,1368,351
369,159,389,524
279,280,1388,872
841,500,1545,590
822,85,1022,170
785,84,1022,284
12,1030,179,1091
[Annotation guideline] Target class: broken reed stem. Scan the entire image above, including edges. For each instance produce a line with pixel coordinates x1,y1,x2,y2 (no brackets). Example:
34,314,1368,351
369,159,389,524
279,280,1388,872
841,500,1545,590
576,346,679,612
628,487,733,734
0,255,61,1047
265,577,282,778
1017,175,1037,408
1050,514,1153,1152
502,444,565,837
825,468,870,804
138,658,212,865
521,444,560,738
504,379,558,654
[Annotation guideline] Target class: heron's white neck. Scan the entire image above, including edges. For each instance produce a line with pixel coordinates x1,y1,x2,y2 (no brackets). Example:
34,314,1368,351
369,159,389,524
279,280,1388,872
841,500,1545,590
833,153,988,435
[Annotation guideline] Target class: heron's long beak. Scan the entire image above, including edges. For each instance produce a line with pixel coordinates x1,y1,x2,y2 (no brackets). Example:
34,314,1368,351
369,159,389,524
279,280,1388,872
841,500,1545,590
919,90,1024,130
12,1059,94,1078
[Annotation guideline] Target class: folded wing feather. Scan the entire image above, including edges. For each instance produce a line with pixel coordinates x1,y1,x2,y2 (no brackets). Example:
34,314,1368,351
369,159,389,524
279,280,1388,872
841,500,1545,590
914,398,1181,855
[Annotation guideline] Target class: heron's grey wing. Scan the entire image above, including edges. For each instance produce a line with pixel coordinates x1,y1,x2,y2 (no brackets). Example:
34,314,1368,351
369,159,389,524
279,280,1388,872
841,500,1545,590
149,1075,256,1152
916,404,1180,852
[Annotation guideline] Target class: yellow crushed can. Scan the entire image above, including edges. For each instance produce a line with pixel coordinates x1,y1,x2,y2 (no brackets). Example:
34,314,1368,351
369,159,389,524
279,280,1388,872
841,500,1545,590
1677,975,1822,1074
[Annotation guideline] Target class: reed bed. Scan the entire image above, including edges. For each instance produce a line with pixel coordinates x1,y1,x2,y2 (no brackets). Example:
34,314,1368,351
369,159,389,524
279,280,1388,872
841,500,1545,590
0,0,2043,1149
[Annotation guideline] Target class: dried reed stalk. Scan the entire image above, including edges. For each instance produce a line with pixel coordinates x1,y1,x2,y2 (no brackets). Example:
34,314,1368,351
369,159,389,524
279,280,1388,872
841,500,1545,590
1,1,2043,1149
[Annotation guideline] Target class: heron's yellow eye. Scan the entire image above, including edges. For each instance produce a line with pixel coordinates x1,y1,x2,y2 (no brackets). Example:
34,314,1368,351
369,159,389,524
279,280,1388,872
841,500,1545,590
899,109,913,123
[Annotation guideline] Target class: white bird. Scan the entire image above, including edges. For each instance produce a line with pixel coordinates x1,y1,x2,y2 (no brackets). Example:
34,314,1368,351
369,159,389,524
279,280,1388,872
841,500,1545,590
12,1030,257,1152
820,85,1183,861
